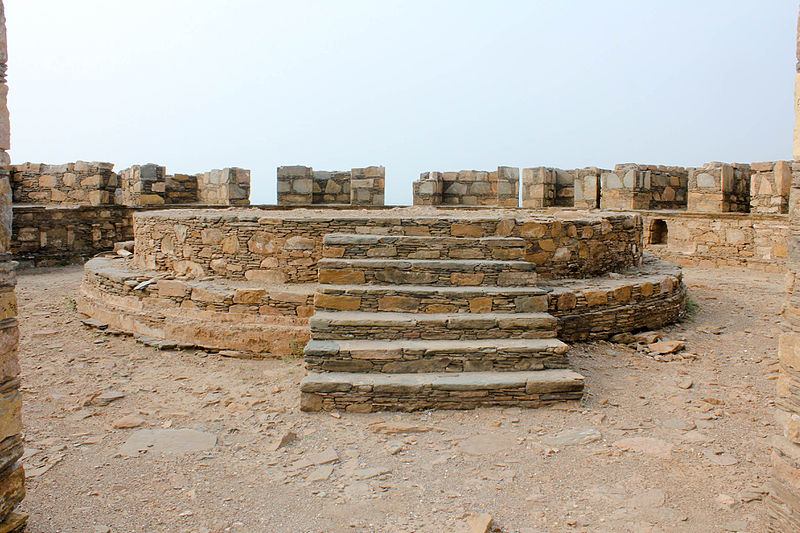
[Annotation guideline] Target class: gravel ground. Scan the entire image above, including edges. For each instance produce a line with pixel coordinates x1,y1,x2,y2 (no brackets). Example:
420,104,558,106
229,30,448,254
14,264,782,533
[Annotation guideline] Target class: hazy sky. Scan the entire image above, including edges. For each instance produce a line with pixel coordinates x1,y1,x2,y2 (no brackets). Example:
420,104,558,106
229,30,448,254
5,1,798,204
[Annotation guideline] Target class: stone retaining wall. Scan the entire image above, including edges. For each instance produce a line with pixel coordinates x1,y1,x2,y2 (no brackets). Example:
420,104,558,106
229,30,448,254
132,209,642,283
641,211,788,271
542,255,686,341
11,205,135,266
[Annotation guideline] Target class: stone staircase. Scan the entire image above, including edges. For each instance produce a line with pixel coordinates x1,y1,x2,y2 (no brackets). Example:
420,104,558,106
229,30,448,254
300,233,584,412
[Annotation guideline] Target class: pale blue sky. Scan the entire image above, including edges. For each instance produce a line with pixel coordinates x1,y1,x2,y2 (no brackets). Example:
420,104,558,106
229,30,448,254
5,1,798,204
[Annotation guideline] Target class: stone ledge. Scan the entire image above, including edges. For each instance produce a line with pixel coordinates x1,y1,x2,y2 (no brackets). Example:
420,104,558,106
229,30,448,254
299,369,584,412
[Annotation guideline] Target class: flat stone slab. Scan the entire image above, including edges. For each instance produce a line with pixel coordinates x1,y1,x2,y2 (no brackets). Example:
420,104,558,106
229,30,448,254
310,311,556,329
120,429,217,457
304,337,569,357
300,369,584,394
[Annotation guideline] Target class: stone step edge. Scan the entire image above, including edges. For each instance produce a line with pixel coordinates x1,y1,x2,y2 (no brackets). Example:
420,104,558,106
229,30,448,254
318,258,536,270
300,369,584,404
309,311,556,328
304,337,569,356
300,369,584,394
317,284,548,296
323,234,526,246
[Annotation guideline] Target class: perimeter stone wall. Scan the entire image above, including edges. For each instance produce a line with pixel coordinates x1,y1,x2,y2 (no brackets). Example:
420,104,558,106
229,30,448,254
641,212,788,271
8,162,249,208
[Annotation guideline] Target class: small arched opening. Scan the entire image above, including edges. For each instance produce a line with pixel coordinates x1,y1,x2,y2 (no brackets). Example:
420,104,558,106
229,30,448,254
650,219,668,245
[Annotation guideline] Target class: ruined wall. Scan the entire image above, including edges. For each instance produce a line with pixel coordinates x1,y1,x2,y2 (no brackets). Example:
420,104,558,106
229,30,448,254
687,162,750,213
350,166,385,206
10,161,116,206
116,164,166,206
750,161,792,214
312,170,350,204
771,10,800,525
574,168,605,209
600,164,688,211
412,167,519,207
278,166,384,206
133,210,641,283
9,161,247,208
0,2,26,530
165,174,198,204
642,212,788,271
11,205,135,266
195,167,250,206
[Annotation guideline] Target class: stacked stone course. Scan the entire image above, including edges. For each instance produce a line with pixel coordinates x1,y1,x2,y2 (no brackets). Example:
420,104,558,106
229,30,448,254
195,168,250,206
0,1,26,529
165,174,198,204
131,210,642,284
412,167,519,207
10,161,116,206
687,162,750,213
117,164,167,206
278,166,384,206
750,161,792,214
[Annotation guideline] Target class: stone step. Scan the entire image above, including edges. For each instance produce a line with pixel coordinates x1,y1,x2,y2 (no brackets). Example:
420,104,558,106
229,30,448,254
315,284,549,314
318,258,537,286
300,369,585,412
304,337,569,373
309,311,557,341
322,234,526,261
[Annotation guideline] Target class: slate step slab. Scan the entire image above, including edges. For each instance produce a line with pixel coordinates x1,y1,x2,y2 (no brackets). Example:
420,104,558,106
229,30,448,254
304,337,569,373
318,258,538,287
300,369,585,412
309,311,557,341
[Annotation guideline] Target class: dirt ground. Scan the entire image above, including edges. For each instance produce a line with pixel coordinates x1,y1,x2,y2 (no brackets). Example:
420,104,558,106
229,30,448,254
12,264,785,533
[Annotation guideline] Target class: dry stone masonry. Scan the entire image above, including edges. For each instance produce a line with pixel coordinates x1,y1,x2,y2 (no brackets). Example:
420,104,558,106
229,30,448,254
0,2,26,530
687,162,751,213
10,161,117,206
412,167,519,207
768,6,800,530
278,166,385,206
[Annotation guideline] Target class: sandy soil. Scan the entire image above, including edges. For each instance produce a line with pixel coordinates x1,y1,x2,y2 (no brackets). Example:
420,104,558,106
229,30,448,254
13,265,784,533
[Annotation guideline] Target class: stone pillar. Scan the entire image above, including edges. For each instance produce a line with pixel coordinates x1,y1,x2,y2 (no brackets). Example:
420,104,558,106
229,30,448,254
769,5,800,530
350,166,385,206
116,164,167,206
412,172,443,205
0,2,27,530
600,164,651,210
687,162,751,213
494,166,519,207
196,167,250,206
277,166,313,205
521,167,556,208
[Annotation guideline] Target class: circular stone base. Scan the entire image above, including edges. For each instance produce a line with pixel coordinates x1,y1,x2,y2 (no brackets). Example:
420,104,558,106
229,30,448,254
79,256,313,357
